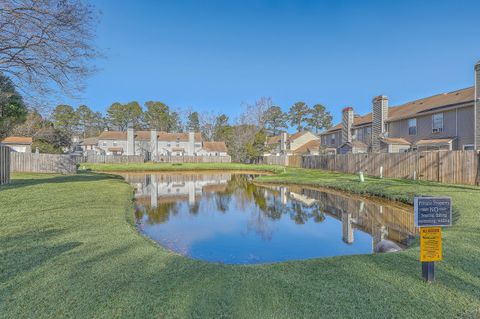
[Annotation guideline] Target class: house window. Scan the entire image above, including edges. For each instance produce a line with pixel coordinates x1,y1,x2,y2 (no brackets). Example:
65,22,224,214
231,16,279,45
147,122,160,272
432,113,443,133
330,135,336,145
408,118,417,135
102,141,107,147
463,144,475,151
167,143,171,147
356,129,364,141
113,141,118,146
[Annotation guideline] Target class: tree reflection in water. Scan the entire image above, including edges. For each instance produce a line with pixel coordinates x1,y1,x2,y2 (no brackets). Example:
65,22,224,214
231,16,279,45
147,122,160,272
125,172,415,264
135,174,330,237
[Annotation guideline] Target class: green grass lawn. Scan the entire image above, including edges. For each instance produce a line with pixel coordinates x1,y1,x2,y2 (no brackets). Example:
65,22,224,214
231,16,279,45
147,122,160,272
1,168,479,318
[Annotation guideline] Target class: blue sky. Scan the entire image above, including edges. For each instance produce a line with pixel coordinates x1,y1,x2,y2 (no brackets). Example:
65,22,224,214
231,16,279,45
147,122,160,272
66,0,480,126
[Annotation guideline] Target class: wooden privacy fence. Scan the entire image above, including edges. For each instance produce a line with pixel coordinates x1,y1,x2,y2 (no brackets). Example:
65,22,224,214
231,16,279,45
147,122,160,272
0,145,11,185
155,155,232,163
75,154,231,164
302,150,480,186
287,155,302,168
261,155,309,167
75,154,145,164
10,152,77,174
262,155,288,166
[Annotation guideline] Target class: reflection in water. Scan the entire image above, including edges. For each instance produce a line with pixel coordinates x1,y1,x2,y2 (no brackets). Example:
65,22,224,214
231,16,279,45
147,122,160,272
120,172,416,264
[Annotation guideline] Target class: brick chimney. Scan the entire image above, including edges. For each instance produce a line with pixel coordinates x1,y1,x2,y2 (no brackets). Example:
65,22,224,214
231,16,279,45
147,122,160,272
342,107,354,144
127,127,135,155
372,95,389,152
475,61,480,150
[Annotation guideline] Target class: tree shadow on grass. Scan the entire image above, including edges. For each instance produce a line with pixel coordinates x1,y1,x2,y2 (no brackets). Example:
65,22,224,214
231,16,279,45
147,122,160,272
0,228,83,283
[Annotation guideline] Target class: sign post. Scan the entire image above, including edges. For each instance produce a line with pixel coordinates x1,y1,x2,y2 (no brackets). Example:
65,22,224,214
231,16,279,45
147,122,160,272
414,197,452,282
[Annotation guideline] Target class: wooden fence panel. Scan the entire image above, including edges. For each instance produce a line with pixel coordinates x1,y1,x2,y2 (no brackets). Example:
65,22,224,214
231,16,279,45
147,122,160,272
0,145,11,185
301,151,480,186
155,155,232,163
76,154,145,164
10,152,77,174
75,154,232,164
261,156,288,166
287,155,302,168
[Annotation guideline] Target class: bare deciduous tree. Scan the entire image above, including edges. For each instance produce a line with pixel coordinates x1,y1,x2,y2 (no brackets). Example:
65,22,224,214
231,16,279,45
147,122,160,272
239,96,272,128
0,0,99,106
199,111,217,141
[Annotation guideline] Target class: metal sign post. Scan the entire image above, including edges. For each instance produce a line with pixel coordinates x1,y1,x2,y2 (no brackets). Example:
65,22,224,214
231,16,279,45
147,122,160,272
414,197,452,283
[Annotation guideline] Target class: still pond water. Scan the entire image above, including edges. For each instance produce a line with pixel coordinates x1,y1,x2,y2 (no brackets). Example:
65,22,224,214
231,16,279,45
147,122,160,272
121,172,415,264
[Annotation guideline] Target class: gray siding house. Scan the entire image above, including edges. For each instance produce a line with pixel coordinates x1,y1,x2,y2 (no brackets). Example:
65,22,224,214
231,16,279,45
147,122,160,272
321,60,480,152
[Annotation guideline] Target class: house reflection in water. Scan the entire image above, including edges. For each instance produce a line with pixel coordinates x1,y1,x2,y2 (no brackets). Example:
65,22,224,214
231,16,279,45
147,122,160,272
121,172,232,208
274,185,416,251
120,172,415,264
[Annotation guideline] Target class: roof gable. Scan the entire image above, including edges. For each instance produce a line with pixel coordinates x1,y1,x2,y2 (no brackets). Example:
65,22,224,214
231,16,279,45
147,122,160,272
266,131,317,145
203,141,228,152
292,139,320,154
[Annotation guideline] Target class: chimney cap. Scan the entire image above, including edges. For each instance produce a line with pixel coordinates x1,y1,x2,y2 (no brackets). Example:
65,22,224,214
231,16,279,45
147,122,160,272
373,95,388,102
475,60,480,70
342,106,354,113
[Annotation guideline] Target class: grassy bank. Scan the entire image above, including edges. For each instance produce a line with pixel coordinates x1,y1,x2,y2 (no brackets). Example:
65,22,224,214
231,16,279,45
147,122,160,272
1,170,479,318
81,162,284,173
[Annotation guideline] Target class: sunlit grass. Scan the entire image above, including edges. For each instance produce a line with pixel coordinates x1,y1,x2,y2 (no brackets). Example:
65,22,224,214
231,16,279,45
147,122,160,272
1,169,479,318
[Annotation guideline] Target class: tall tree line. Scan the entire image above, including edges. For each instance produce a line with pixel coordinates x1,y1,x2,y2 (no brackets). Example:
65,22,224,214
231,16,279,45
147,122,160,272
5,95,333,160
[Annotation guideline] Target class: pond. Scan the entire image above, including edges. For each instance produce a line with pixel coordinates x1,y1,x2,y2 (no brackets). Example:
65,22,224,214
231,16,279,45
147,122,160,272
121,172,416,264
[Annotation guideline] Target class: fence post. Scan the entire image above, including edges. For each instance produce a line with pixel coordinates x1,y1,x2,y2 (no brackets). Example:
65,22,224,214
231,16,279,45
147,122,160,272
0,145,11,185
477,151,480,186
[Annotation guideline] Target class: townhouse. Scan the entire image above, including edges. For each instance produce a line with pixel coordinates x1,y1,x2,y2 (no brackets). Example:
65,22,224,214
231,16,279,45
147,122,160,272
321,61,480,153
265,131,321,156
94,128,228,157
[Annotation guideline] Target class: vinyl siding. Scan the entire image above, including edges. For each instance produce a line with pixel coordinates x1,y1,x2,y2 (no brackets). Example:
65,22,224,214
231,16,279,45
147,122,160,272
387,104,474,150
353,126,372,146
321,131,342,148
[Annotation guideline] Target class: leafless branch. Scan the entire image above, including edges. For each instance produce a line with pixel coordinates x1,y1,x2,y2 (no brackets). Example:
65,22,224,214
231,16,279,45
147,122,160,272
0,0,100,108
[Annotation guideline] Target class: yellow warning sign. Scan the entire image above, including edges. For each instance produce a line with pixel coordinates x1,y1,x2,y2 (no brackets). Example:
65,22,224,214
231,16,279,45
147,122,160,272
420,227,442,262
